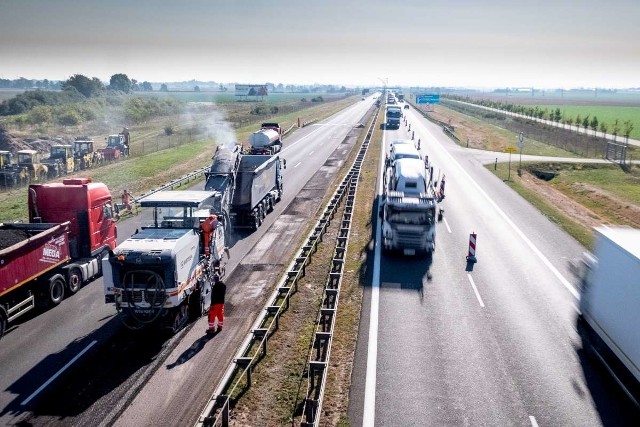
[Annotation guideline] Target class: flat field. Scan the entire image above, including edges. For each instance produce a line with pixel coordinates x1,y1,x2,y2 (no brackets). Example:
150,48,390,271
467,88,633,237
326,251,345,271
458,91,640,139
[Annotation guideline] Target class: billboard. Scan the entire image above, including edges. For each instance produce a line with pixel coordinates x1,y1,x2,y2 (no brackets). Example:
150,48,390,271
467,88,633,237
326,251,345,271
235,84,268,97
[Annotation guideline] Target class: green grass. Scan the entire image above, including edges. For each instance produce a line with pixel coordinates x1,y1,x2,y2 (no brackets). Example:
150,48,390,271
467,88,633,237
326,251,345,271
489,162,595,248
529,105,640,140
488,162,640,248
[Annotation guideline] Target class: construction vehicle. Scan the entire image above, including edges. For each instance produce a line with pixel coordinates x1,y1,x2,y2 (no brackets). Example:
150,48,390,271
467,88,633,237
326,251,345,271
380,157,443,255
248,122,283,155
0,151,20,188
73,137,95,170
43,144,75,176
205,145,285,232
103,191,226,333
102,129,130,161
0,178,118,337
17,150,49,182
385,105,402,129
574,227,640,406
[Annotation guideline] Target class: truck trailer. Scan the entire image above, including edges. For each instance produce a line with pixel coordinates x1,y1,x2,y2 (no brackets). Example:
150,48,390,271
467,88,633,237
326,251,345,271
576,226,640,406
231,154,284,230
0,178,118,337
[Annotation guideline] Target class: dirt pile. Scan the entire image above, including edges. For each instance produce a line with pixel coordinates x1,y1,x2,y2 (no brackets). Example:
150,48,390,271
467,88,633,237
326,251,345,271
0,128,70,154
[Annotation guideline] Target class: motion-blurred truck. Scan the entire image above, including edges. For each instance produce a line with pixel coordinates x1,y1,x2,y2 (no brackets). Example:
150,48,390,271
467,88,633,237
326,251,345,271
575,226,640,406
103,191,226,333
0,178,118,337
248,122,283,155
381,157,442,255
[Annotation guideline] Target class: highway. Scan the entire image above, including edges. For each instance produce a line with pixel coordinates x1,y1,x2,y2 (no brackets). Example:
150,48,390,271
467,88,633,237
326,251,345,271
0,97,376,426
348,104,639,426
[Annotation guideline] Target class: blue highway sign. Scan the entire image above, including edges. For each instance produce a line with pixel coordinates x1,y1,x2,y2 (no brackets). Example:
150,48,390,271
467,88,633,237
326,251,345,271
416,94,440,104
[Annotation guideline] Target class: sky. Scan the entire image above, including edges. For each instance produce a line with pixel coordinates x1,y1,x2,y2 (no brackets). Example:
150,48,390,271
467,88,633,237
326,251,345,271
0,0,639,89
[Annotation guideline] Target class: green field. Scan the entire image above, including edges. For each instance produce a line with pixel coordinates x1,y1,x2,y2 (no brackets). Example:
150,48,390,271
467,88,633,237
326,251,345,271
529,104,640,140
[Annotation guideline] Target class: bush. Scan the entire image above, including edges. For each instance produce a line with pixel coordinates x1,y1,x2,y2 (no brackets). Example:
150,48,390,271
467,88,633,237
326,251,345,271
164,124,174,135
311,96,324,102
270,106,279,114
56,108,82,126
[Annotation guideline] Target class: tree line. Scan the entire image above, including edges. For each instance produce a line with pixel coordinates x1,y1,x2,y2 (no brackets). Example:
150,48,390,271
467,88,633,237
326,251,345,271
0,73,154,117
447,95,635,143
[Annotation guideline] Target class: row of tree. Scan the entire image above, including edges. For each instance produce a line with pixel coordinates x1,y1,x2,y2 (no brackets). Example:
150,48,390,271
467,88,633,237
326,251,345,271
447,95,635,143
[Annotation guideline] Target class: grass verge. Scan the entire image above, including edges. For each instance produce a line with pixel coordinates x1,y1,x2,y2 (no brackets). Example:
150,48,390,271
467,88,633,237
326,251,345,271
488,161,640,248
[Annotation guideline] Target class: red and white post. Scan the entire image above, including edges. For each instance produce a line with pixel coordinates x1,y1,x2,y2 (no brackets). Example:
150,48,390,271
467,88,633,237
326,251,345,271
467,232,477,263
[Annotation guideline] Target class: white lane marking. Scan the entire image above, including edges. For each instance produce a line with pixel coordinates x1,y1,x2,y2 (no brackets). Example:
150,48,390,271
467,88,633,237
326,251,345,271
415,120,579,300
529,415,539,427
309,151,314,155
444,217,452,233
467,274,485,307
294,162,302,168
21,340,98,406
363,119,386,427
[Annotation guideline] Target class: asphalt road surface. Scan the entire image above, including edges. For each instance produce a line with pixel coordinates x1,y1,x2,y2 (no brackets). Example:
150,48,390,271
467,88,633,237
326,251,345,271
348,104,639,426
0,96,376,426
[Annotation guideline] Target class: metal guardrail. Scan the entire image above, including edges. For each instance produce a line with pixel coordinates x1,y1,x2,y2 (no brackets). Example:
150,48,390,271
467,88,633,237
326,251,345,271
298,107,378,427
195,106,380,427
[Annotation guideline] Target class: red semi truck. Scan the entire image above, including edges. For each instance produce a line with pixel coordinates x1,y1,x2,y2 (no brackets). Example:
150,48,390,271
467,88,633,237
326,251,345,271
0,178,117,337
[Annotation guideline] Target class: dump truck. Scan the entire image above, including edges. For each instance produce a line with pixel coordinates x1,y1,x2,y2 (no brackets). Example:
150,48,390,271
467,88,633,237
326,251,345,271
205,147,285,232
575,226,640,406
232,155,284,229
0,178,118,337
103,191,226,333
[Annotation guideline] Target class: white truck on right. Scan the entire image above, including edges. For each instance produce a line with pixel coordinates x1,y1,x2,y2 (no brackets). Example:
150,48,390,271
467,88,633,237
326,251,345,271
576,226,640,406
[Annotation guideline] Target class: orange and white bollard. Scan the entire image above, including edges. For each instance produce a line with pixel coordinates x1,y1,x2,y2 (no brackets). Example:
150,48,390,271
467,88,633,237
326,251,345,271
466,232,477,263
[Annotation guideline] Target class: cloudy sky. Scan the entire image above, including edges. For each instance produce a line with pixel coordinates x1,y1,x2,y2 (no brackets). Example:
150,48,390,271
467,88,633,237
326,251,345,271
0,0,638,88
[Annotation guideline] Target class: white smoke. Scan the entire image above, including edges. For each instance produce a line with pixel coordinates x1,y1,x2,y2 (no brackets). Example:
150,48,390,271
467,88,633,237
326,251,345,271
183,102,238,152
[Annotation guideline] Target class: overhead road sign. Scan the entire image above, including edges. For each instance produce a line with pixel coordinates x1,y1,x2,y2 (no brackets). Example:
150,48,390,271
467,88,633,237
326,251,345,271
416,94,440,104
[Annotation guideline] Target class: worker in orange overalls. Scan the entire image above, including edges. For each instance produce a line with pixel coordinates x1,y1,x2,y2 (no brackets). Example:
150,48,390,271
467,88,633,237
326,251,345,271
200,215,219,257
122,189,132,212
207,276,226,333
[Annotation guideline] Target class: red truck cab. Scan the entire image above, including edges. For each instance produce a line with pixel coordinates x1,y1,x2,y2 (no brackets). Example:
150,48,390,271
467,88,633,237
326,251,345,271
28,178,117,259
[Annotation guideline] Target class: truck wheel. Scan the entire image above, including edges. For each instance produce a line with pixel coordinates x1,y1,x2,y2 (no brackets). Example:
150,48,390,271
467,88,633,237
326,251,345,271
48,274,66,306
96,249,108,276
170,304,189,334
0,307,7,338
67,267,82,294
